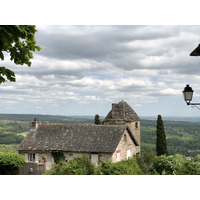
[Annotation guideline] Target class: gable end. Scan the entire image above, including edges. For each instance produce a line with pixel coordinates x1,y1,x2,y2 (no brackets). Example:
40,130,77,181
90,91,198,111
126,126,139,146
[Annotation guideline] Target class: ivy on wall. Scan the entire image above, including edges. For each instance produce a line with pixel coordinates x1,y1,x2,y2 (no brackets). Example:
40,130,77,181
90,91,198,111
51,151,65,164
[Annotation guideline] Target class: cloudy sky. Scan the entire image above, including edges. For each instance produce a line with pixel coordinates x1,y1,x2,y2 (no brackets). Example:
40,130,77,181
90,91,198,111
1,25,200,117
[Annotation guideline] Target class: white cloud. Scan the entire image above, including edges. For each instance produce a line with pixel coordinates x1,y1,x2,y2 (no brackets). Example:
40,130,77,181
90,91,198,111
1,25,200,116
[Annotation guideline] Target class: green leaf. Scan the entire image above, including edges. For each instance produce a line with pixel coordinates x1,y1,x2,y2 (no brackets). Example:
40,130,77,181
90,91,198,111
0,51,4,60
0,25,41,84
0,67,16,83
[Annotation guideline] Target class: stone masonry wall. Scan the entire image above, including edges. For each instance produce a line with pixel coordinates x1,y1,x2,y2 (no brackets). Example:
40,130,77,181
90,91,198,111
20,151,113,173
112,129,138,162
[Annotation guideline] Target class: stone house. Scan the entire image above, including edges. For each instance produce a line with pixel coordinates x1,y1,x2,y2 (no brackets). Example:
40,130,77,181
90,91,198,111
18,100,140,173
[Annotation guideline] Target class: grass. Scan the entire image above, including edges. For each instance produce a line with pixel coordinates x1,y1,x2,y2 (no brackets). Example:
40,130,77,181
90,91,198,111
17,132,29,137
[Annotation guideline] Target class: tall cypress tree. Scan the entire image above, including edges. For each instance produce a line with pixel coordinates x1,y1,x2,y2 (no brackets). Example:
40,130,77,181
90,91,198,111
156,115,168,156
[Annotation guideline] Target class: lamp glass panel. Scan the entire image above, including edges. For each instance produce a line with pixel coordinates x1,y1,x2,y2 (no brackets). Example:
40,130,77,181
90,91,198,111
183,91,193,101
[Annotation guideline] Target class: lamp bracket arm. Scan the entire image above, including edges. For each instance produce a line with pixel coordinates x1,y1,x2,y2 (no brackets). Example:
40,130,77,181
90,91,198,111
189,104,200,110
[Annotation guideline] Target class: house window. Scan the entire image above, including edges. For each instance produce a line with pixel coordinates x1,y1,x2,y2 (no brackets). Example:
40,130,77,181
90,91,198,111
135,122,138,129
127,150,131,159
116,152,120,162
29,153,35,162
91,154,99,165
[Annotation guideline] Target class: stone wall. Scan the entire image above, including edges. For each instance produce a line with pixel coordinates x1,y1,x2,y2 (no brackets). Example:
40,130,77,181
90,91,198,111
112,129,138,162
19,163,45,175
126,121,140,153
19,151,113,174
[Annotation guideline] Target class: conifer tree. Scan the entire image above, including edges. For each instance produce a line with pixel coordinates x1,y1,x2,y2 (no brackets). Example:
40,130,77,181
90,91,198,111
156,115,168,156
94,114,101,125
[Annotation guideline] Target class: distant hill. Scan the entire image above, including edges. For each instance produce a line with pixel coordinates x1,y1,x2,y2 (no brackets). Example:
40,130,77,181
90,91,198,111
141,116,200,123
0,114,95,121
1,113,200,123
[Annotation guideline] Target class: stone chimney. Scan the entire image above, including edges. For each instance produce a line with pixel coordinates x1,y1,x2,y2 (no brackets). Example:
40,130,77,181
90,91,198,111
32,118,41,130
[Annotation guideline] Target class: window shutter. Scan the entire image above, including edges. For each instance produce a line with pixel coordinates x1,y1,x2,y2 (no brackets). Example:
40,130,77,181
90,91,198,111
35,153,39,163
116,153,120,162
25,153,28,162
127,150,131,159
91,154,98,165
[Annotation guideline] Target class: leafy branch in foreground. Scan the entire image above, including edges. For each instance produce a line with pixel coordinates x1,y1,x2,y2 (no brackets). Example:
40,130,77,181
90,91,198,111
0,25,41,84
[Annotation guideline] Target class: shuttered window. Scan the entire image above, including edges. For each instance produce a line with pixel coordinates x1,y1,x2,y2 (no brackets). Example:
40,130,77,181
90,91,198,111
127,150,131,159
25,153,28,162
117,153,120,162
91,154,98,165
35,153,39,163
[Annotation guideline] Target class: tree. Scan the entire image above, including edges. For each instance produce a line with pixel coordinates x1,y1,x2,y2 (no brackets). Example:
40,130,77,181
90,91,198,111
156,115,168,156
0,25,41,84
0,152,25,174
94,114,101,125
136,148,156,174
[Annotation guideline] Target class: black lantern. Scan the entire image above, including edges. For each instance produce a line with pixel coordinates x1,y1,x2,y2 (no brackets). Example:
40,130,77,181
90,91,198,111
183,84,200,109
182,84,193,105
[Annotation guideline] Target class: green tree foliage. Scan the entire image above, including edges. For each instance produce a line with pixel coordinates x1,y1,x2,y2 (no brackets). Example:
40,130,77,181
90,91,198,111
0,25,41,83
96,157,143,175
0,152,25,174
136,148,156,174
142,153,200,175
45,155,95,175
94,114,101,125
0,134,24,144
150,155,179,175
176,160,200,175
156,115,168,156
193,154,200,162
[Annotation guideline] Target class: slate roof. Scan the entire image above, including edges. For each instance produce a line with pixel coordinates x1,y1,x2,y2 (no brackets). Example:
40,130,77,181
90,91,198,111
103,100,140,123
18,124,130,153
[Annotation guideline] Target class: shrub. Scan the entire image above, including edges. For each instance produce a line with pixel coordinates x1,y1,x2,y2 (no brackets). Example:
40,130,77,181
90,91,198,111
45,155,95,175
96,161,116,175
97,157,143,175
136,148,156,174
150,155,179,175
0,152,25,175
193,154,200,162
176,161,200,175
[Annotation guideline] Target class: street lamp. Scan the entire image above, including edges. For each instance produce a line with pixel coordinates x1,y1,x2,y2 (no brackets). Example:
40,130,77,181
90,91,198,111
182,44,200,109
183,84,200,109
183,84,193,105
